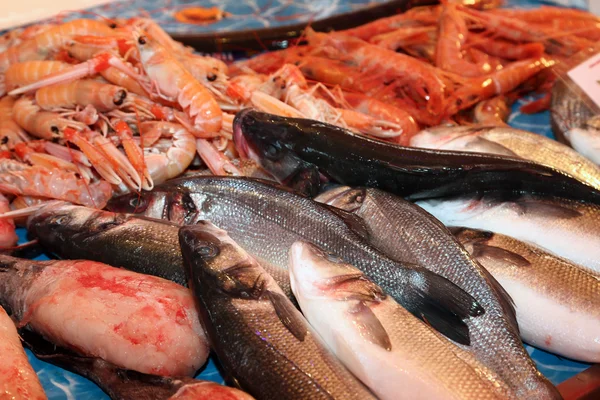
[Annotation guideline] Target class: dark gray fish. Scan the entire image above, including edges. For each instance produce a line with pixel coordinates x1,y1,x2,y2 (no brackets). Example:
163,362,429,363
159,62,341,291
233,109,600,203
20,330,254,400
107,176,483,346
178,222,376,400
315,186,560,400
26,202,187,285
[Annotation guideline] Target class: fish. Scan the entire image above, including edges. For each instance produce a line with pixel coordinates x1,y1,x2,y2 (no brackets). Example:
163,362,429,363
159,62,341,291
315,186,559,399
108,175,483,345
289,241,505,400
0,255,209,377
26,202,187,286
453,227,600,363
21,329,255,400
416,193,600,275
232,109,600,203
409,125,600,190
178,221,377,400
551,74,600,164
0,306,46,400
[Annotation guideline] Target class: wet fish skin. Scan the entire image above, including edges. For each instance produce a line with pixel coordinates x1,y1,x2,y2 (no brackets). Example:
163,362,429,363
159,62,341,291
21,329,254,400
289,241,504,400
454,228,600,363
0,306,46,400
315,186,559,400
410,125,600,190
108,176,484,346
416,193,600,275
233,109,600,204
26,202,187,286
179,222,376,400
0,254,208,377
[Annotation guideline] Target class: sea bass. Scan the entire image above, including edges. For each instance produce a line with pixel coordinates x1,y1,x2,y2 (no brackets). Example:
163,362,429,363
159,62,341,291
108,176,483,346
21,330,255,400
454,228,600,363
233,109,600,203
315,186,558,399
289,241,504,400
409,125,600,190
179,222,376,400
0,306,46,400
417,194,600,275
26,202,187,285
0,255,209,376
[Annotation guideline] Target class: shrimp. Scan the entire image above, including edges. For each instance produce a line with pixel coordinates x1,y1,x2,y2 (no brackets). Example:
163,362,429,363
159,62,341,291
0,159,112,208
195,138,241,176
12,96,86,141
436,4,491,77
0,19,117,73
446,56,554,116
133,32,222,137
113,119,152,190
468,34,545,60
4,60,70,93
35,79,128,113
307,28,446,116
0,97,30,151
14,141,93,180
370,26,437,50
0,194,18,249
139,122,196,185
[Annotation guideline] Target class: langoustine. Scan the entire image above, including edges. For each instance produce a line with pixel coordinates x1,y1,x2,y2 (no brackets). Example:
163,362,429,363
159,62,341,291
0,254,209,376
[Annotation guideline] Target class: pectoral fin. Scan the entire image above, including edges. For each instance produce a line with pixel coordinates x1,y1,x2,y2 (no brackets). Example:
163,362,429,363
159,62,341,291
347,301,392,351
267,290,308,341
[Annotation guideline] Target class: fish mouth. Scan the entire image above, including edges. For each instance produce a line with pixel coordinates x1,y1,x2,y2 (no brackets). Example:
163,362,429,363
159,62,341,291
233,108,263,165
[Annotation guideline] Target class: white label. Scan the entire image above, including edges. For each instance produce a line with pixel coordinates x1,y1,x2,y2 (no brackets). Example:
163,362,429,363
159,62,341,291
567,52,600,109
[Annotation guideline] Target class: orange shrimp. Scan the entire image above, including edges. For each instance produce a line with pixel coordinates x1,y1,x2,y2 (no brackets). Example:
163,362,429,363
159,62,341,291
436,4,491,77
12,96,87,141
14,141,92,180
0,159,112,208
370,26,437,50
307,28,446,116
467,34,545,60
133,32,222,137
35,80,128,113
195,138,241,176
446,56,554,116
4,61,71,93
113,119,152,190
0,97,30,151
490,6,598,24
0,19,117,73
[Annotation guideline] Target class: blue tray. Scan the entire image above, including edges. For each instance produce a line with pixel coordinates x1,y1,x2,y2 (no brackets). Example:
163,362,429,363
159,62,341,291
10,0,596,397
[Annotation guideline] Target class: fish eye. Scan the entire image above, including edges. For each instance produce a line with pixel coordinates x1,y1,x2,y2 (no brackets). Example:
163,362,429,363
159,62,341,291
129,197,147,209
49,215,69,225
109,22,117,28
138,36,147,45
197,243,219,259
264,143,281,160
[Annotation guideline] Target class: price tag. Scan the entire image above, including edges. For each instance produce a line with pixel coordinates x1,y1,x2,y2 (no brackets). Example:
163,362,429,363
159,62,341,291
567,52,600,109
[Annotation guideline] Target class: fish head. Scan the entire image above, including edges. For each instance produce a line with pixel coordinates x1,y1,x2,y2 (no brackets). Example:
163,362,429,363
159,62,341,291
289,241,385,303
27,203,129,244
313,186,365,213
233,109,321,195
179,222,268,299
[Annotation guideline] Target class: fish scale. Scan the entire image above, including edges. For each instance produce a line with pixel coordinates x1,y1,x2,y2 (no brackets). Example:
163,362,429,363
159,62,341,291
315,186,560,400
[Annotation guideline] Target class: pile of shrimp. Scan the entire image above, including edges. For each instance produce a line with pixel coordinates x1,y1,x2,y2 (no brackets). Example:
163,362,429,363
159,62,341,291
232,3,600,138
0,2,597,248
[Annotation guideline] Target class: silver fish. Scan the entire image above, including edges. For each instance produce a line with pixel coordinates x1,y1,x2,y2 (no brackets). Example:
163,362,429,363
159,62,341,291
289,241,504,400
315,186,559,400
454,228,600,363
410,125,600,190
179,222,376,400
417,194,600,275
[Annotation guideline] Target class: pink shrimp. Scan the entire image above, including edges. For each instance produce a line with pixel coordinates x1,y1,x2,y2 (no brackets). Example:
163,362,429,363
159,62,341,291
133,32,222,137
370,26,437,50
0,159,112,208
4,61,71,93
468,34,545,60
12,96,87,141
0,19,117,73
0,195,18,249
113,119,152,190
35,79,128,113
14,141,92,181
